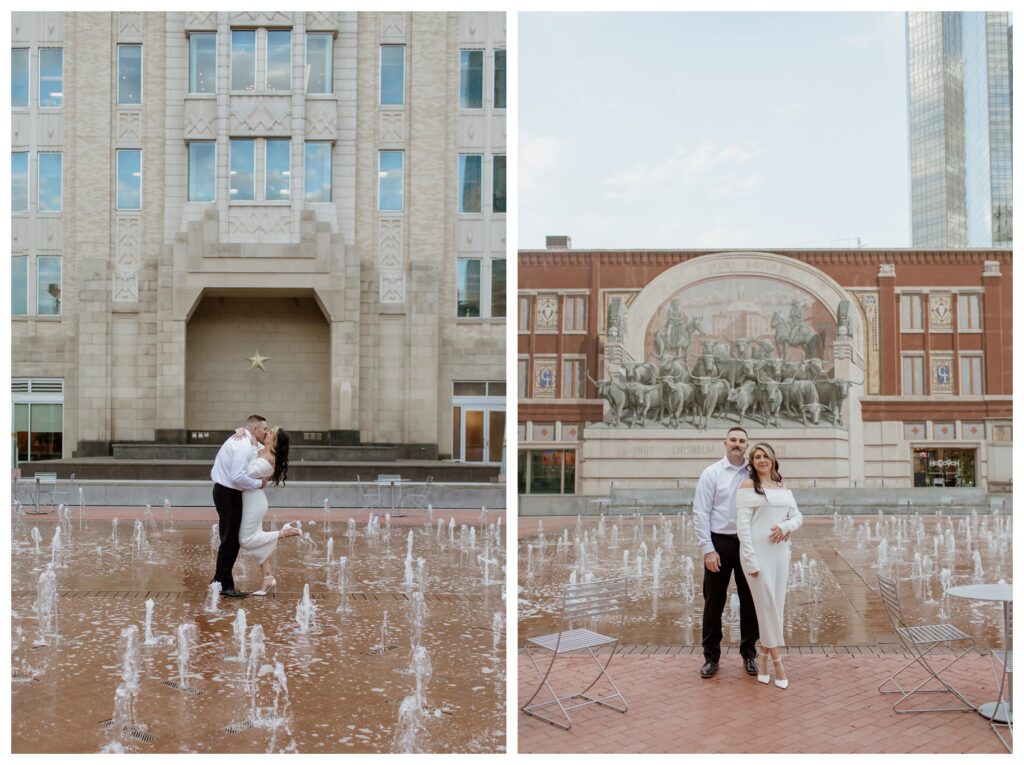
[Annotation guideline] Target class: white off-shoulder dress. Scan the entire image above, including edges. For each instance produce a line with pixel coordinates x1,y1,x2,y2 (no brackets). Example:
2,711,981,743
238,457,277,564
735,487,803,647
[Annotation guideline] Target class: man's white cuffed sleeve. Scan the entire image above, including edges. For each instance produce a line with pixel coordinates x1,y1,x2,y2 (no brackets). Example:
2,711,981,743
692,468,716,556
227,440,261,491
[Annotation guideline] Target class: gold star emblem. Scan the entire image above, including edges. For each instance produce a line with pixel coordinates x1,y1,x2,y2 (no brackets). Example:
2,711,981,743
247,349,270,372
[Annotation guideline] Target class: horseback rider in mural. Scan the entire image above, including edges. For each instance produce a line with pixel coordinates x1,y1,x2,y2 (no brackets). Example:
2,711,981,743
771,300,826,360
653,299,704,359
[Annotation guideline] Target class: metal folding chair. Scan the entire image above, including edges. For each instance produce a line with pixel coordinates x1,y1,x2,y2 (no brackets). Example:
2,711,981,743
876,574,976,714
355,475,383,512
989,602,1012,752
400,476,433,511
521,577,629,730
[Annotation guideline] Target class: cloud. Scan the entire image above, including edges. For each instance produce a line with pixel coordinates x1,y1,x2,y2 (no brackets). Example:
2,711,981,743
519,132,562,195
603,139,759,201
708,170,764,198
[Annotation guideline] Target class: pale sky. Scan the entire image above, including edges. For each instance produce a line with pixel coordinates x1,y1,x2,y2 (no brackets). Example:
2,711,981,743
519,12,912,250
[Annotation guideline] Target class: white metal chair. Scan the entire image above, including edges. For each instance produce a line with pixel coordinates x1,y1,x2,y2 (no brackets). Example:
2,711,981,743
400,476,433,511
30,472,68,514
990,602,1012,751
356,475,383,512
876,574,976,714
521,577,629,730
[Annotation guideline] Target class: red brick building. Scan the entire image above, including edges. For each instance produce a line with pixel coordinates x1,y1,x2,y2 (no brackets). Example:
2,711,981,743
518,246,1011,496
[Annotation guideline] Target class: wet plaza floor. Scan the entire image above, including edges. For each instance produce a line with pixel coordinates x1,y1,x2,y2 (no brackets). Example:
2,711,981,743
12,508,506,753
518,512,1012,649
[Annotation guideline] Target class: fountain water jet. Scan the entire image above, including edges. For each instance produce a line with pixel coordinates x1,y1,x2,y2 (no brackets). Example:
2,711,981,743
295,584,317,634
32,566,58,646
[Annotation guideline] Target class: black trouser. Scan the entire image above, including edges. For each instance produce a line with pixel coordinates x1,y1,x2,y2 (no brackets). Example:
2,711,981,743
701,531,759,663
212,482,243,591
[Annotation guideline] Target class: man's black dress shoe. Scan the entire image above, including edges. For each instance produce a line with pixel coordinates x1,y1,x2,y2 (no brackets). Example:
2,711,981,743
700,660,719,678
222,589,250,598
744,657,758,676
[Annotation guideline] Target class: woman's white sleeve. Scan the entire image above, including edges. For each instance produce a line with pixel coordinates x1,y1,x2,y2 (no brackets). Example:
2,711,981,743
779,500,804,534
736,505,759,573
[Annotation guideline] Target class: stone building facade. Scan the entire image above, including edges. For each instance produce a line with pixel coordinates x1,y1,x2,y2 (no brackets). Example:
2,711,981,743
518,245,1012,494
12,11,506,464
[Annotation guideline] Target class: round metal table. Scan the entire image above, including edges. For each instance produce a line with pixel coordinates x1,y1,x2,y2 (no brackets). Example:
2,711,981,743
947,582,1013,724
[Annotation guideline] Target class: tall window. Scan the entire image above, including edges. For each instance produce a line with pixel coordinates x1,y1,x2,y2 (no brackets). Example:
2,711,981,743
518,296,531,331
12,48,29,108
37,152,62,212
959,355,983,394
188,33,216,94
494,49,506,109
12,257,28,316
266,30,291,91
378,150,404,211
457,259,481,317
492,155,506,213
12,152,29,212
564,295,587,331
264,139,291,200
115,150,142,210
13,382,65,463
229,139,255,200
188,142,215,202
306,33,332,94
304,142,331,202
231,30,256,91
379,45,404,105
901,355,925,395
900,293,923,330
562,358,584,398
491,259,506,318
117,44,142,104
39,49,63,107
958,293,982,330
459,49,483,108
458,154,482,213
36,256,61,316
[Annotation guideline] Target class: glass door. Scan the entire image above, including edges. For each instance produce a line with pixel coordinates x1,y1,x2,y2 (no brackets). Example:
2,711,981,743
464,409,485,462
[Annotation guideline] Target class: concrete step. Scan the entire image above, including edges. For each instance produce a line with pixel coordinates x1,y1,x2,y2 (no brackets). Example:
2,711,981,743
111,443,399,461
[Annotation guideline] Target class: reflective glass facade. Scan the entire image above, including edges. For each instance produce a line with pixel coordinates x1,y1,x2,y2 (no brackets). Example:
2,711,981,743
906,12,1012,248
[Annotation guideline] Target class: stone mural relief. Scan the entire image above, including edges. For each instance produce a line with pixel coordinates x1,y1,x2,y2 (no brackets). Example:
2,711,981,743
37,114,63,148
593,276,862,430
12,219,28,254
929,292,952,331
231,12,292,27
37,219,62,250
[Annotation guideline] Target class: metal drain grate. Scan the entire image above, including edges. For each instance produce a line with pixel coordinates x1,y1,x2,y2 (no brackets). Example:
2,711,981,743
224,720,256,734
99,720,158,743
160,680,206,696
364,643,398,656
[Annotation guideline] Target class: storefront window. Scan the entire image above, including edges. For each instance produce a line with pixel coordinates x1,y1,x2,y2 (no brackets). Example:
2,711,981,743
13,402,63,463
912,448,976,488
520,448,576,494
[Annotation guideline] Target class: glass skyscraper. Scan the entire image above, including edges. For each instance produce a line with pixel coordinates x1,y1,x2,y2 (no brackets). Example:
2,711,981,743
906,12,1012,247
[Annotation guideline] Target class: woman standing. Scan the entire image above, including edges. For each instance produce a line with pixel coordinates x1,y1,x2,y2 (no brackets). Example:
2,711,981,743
735,442,803,688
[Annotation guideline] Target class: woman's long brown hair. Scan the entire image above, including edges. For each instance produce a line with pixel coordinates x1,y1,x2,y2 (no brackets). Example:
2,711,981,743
748,442,783,496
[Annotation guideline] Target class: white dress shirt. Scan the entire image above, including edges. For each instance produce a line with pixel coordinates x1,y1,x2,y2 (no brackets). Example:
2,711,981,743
210,430,263,491
692,455,749,555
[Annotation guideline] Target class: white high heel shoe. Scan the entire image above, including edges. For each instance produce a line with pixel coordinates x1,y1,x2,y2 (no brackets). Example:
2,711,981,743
253,576,277,596
772,657,789,689
756,653,771,685
280,521,302,538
